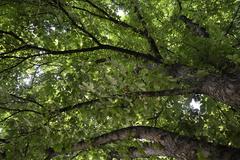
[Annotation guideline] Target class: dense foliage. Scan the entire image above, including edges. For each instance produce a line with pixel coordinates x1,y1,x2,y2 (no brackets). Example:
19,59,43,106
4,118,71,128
0,0,240,159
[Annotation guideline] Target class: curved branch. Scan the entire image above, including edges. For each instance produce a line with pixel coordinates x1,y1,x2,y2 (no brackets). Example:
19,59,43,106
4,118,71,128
45,126,240,160
0,112,23,123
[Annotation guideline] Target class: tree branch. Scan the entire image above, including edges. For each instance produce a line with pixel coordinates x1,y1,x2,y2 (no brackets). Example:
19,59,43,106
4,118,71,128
176,0,182,14
225,2,240,36
0,106,42,115
133,1,162,60
0,30,25,44
108,143,166,159
0,45,30,56
179,15,210,38
0,44,161,63
45,126,240,160
0,58,28,74
56,88,199,113
9,94,44,108
71,5,145,36
54,0,101,45
84,0,111,17
0,111,21,123
0,138,9,144
72,0,172,59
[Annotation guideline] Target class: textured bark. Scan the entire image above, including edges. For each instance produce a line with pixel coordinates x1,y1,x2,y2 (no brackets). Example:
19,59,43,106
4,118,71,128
166,63,240,109
177,13,240,108
179,15,210,38
46,126,240,160
200,74,240,108
108,143,167,159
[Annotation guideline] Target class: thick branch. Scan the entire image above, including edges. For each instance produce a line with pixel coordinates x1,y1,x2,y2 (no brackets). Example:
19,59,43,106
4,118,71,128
128,143,166,159
102,44,162,63
46,126,240,160
200,74,240,108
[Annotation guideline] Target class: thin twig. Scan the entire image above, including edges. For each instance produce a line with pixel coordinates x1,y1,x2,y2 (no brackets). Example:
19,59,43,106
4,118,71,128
9,94,44,108
133,1,162,60
225,2,240,35
0,30,25,44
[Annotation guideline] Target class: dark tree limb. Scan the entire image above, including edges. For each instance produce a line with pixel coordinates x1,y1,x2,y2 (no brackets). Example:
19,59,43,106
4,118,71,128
0,111,22,123
0,138,9,144
176,0,182,13
0,45,30,56
71,1,171,59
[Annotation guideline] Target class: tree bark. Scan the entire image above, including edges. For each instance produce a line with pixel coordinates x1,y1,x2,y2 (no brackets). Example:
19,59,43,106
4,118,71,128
166,63,240,109
46,126,240,160
108,143,169,159
200,74,240,108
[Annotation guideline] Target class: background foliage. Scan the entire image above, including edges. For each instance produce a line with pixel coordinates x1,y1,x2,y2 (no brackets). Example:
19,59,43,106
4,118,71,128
0,0,240,159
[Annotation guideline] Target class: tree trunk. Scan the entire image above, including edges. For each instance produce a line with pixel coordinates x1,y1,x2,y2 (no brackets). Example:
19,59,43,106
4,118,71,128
166,63,240,109
200,74,240,108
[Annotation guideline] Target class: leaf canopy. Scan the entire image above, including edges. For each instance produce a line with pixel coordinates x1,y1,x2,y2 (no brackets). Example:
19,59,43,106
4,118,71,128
0,0,240,159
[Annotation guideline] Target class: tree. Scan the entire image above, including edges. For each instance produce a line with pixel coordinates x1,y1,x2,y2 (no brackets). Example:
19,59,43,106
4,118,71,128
0,0,240,159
